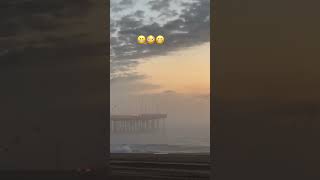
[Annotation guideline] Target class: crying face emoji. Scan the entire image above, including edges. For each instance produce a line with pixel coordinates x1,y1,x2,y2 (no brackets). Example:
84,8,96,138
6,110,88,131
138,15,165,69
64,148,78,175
146,35,155,44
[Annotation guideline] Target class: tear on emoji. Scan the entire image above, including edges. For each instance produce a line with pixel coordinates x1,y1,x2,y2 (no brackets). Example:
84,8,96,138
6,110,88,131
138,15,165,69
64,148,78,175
146,35,155,44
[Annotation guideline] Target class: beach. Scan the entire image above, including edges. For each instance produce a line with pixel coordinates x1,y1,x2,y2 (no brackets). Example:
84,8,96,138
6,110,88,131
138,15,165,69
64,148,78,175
110,153,210,179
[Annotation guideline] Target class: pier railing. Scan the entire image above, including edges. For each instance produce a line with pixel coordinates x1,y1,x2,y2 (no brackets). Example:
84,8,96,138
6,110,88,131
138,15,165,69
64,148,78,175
110,114,167,133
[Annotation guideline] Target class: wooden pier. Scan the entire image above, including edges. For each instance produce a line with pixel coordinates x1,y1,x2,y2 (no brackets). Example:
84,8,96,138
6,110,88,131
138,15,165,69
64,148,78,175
110,114,167,133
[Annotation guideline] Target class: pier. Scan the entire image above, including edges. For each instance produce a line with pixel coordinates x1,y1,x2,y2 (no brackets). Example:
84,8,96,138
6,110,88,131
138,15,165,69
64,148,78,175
111,114,167,133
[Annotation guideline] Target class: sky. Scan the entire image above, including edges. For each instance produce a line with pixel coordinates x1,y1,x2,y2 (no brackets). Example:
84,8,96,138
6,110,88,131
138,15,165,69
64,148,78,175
110,0,210,126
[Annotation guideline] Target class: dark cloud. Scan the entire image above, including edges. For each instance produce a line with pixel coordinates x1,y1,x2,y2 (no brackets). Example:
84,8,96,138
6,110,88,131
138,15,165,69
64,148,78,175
134,10,145,18
119,0,133,6
148,0,170,11
111,0,210,78
117,15,144,29
158,10,178,18
111,0,134,12
111,6,125,12
119,22,161,36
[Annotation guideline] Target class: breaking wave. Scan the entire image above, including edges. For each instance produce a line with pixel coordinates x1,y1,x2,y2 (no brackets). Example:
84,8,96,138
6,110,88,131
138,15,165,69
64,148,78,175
111,144,210,154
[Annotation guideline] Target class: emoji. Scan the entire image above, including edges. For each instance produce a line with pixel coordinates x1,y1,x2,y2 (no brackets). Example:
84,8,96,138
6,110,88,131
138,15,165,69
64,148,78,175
156,35,165,45
137,35,146,44
146,35,155,44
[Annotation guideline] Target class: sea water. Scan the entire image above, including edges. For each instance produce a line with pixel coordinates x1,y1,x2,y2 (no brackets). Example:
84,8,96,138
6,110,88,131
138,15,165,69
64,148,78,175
110,126,210,154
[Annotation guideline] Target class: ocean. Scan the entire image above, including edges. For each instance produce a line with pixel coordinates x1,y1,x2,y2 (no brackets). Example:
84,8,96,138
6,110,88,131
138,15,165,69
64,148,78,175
111,127,210,153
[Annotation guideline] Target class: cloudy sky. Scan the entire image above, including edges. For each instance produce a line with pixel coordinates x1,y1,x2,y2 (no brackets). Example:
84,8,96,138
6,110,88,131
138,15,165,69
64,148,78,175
110,0,210,78
110,0,210,127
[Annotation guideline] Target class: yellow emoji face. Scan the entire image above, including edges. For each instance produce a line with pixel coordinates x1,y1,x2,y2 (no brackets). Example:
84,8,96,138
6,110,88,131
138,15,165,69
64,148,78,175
146,35,155,44
137,35,146,44
156,35,165,45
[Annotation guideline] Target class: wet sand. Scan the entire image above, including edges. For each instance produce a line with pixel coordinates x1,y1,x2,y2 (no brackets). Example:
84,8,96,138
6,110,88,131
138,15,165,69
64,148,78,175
110,153,210,180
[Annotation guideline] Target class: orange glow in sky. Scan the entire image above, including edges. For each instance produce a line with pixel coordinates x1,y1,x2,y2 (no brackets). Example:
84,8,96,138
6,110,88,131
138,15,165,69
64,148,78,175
136,42,210,96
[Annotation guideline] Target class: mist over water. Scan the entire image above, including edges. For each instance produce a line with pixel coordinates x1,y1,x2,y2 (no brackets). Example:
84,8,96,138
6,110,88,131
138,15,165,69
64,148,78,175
111,91,210,153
